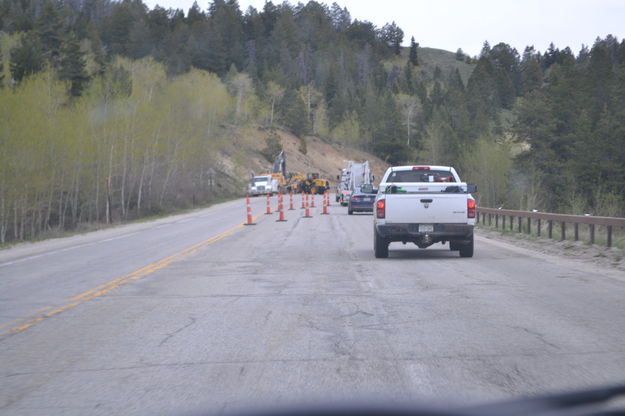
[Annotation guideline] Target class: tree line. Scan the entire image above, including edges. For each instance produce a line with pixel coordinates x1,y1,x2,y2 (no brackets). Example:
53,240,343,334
1,0,624,243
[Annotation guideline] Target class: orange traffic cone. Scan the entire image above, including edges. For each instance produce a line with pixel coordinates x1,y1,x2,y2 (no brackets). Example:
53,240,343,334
303,193,312,218
244,194,256,225
276,191,287,222
265,193,272,215
321,191,329,215
311,192,316,208
288,190,295,210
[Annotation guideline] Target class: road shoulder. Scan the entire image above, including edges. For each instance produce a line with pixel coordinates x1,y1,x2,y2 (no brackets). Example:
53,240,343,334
476,227,625,279
0,198,242,264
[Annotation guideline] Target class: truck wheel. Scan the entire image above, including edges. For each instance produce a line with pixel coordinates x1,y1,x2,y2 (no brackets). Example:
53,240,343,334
374,228,389,258
459,235,474,258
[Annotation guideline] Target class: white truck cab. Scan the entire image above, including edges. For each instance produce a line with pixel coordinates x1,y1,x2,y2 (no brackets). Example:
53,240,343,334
373,165,477,258
248,175,278,196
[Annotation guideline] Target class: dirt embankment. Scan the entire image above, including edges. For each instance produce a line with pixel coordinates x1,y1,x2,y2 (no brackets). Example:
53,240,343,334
226,127,389,188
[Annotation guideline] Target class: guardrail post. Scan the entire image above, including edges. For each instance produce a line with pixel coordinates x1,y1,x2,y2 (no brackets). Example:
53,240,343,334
528,217,531,235
561,221,566,241
607,226,612,247
590,224,595,244
502,215,506,229
510,215,513,231
548,220,553,239
537,219,541,237
495,214,499,228
488,213,492,226
574,223,579,241
518,216,522,233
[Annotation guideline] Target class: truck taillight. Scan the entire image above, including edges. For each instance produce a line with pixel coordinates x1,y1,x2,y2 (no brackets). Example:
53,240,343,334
467,199,476,218
376,199,385,218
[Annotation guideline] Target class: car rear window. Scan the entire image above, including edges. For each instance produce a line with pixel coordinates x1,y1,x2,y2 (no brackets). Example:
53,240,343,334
386,170,455,183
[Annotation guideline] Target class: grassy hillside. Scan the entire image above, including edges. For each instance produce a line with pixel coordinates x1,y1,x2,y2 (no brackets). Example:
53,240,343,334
417,47,475,84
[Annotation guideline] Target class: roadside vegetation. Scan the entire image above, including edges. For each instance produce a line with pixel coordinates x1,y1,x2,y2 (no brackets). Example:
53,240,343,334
1,0,624,244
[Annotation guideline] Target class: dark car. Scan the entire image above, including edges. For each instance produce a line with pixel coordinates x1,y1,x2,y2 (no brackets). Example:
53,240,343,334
347,184,377,215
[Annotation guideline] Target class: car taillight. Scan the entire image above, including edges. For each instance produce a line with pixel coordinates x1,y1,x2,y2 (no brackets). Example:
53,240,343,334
351,196,361,201
467,199,476,218
376,199,385,218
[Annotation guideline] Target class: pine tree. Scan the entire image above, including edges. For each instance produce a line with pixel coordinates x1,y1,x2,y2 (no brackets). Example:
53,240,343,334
58,34,89,97
10,33,44,82
455,48,464,61
372,92,406,163
35,0,65,67
380,21,404,55
282,88,309,138
409,37,418,66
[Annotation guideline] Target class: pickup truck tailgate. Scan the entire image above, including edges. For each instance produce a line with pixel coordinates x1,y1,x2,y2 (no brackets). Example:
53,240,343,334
385,193,468,223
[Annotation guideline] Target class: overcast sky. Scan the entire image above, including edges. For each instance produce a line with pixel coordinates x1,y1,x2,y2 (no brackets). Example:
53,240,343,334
142,0,625,56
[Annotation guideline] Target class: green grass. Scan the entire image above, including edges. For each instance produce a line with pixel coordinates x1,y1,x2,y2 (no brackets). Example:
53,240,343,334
416,47,475,84
393,46,475,85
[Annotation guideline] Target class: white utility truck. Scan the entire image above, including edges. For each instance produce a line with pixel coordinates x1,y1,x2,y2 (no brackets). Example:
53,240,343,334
247,174,278,196
337,161,374,206
373,165,477,258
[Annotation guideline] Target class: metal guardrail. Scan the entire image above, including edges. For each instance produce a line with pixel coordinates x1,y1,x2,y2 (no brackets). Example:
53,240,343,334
476,207,625,248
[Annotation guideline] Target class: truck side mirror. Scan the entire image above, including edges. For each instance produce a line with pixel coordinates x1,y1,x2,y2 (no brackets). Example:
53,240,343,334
467,184,477,193
336,175,339,181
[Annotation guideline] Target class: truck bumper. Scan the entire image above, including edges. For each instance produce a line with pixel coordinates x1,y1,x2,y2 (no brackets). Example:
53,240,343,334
375,223,473,243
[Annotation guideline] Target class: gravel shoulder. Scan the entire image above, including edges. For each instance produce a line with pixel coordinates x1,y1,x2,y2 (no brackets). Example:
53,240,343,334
476,226,625,275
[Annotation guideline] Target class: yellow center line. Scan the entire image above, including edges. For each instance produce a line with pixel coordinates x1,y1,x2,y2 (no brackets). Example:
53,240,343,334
1,213,264,338
0,306,53,331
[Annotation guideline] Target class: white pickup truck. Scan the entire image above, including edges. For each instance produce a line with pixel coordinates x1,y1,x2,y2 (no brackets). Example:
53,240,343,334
373,165,477,258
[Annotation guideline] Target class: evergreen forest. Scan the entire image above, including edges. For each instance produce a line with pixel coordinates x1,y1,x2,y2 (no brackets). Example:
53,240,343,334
1,0,624,243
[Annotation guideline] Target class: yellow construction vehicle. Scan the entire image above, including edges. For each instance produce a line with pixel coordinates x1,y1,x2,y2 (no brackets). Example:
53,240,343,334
289,172,307,193
306,173,330,195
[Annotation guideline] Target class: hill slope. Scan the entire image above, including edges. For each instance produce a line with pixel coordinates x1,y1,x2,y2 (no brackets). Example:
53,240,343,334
225,127,389,190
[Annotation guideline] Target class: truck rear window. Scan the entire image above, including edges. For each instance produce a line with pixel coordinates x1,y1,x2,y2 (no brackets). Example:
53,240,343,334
387,170,456,183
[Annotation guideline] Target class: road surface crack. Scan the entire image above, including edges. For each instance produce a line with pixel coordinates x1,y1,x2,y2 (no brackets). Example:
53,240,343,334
513,325,561,350
159,317,196,347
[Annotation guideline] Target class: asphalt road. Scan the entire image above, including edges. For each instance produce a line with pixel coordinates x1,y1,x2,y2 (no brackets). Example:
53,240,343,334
1,195,624,415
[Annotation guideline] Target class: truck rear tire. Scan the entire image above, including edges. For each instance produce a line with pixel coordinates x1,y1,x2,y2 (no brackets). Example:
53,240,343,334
459,235,474,258
348,208,353,215
374,228,389,258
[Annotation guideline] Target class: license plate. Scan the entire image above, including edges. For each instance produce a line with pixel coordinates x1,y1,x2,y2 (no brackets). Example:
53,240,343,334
363,197,371,202
418,224,434,233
